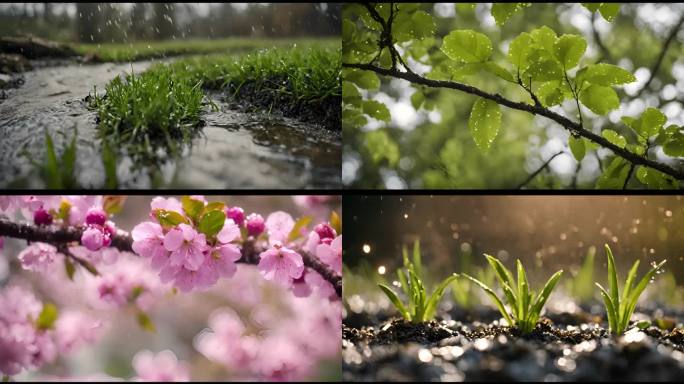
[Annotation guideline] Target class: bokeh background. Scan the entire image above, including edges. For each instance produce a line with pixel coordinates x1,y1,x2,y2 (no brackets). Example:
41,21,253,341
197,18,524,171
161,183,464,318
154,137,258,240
344,195,683,288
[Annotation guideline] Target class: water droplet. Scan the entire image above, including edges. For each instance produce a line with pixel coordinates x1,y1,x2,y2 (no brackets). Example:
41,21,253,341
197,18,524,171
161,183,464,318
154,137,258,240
362,244,371,254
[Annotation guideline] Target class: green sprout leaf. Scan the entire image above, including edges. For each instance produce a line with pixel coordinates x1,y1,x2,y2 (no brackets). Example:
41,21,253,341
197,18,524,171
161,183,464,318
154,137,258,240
569,135,586,161
441,29,493,63
469,97,501,151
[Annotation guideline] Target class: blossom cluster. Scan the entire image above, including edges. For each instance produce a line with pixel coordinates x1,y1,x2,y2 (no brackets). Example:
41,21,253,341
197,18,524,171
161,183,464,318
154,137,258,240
0,284,103,376
131,196,341,298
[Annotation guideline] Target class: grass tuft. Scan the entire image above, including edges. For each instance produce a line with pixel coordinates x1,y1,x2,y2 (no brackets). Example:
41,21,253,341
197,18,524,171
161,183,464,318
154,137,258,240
88,65,206,166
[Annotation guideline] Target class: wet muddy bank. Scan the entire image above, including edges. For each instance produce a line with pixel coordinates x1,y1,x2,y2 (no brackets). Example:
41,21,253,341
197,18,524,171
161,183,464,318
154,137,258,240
224,77,341,132
0,60,341,189
343,306,684,381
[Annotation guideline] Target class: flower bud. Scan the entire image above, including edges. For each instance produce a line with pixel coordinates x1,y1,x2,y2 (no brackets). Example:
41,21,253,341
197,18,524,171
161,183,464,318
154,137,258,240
81,226,105,251
245,213,265,237
33,208,53,226
85,207,107,226
225,206,245,227
314,223,336,241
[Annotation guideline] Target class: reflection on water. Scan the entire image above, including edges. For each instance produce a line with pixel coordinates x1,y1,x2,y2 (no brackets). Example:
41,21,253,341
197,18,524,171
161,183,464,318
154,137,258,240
344,196,684,284
0,61,341,189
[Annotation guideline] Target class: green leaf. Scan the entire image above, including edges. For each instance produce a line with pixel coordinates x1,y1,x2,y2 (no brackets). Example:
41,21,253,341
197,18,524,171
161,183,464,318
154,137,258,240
622,260,641,304
530,270,563,321
596,282,618,333
412,240,423,281
197,209,226,238
536,80,571,107
636,167,675,189
462,273,514,326
366,130,400,167
596,157,630,189
468,97,501,151
411,90,425,110
522,49,563,81
36,303,58,330
508,32,534,71
663,137,684,157
379,283,410,320
154,209,189,229
604,244,620,318
181,196,205,222
363,100,391,122
394,10,436,41
599,3,620,21
424,274,459,320
43,131,61,189
342,81,361,101
529,26,558,54
582,3,601,12
64,258,76,281
601,130,627,148
584,63,636,86
579,85,619,115
624,260,666,328
491,3,529,25
639,107,667,138
569,135,586,161
554,34,587,69
483,62,515,82
330,211,342,235
344,69,380,90
517,259,530,321
137,311,157,333
441,29,493,63
202,201,226,216
287,216,312,242
103,196,126,216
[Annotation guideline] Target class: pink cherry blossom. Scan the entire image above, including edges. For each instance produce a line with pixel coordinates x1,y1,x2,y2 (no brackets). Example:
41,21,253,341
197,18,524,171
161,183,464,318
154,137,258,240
132,350,190,382
225,206,245,226
85,207,107,226
131,221,168,269
65,196,102,226
163,224,206,271
258,244,304,287
204,243,241,279
33,208,53,226
17,242,59,272
55,311,104,354
314,223,336,241
81,226,105,251
245,213,265,236
216,219,240,244
265,211,295,245
150,197,183,218
293,269,336,299
315,235,342,275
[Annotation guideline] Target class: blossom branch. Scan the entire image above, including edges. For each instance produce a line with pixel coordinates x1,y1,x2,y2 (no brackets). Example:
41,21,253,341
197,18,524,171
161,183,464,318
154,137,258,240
0,218,341,298
343,61,684,181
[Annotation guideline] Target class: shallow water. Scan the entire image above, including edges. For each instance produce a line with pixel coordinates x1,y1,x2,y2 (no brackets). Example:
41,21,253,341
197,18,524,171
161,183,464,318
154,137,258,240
0,60,341,188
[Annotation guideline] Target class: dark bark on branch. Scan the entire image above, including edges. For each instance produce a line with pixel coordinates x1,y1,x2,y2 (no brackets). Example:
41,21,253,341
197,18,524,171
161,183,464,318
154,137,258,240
343,62,684,181
633,13,684,98
517,151,565,189
0,219,341,298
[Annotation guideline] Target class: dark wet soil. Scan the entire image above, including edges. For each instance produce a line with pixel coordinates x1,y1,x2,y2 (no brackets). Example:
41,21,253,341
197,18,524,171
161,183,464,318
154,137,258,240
344,306,684,381
224,76,341,133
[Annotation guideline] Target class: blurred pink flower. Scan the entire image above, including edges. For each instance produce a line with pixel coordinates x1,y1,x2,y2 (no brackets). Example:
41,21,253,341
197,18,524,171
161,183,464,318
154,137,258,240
132,350,190,382
315,235,342,275
55,311,104,354
17,242,59,272
265,211,295,245
216,219,240,244
150,197,183,216
131,222,168,269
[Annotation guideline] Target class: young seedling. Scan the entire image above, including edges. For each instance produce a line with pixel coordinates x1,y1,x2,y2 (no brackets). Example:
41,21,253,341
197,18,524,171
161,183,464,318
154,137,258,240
463,255,563,334
378,240,458,323
595,244,666,335
566,245,596,303
451,243,496,310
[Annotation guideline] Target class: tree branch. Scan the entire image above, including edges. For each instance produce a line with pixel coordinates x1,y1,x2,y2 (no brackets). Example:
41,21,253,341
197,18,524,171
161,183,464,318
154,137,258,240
343,62,684,181
633,13,684,98
0,219,341,298
517,151,565,189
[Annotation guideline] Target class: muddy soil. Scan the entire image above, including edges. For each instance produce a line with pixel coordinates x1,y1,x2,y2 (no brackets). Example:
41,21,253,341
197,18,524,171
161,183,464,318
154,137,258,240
343,305,684,381
0,59,341,188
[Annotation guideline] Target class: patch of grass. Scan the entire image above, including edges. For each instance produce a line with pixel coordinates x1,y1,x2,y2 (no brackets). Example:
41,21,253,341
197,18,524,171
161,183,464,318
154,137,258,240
73,37,338,62
378,240,458,323
596,244,666,335
463,255,563,334
88,65,207,167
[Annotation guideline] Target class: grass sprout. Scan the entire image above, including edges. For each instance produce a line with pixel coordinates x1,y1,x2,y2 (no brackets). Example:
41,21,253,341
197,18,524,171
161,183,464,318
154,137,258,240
378,240,458,323
566,245,596,303
595,244,667,335
451,244,495,310
463,254,563,334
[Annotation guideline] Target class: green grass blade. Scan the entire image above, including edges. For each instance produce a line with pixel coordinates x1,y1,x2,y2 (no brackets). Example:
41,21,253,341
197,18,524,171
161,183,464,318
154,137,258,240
425,274,459,320
622,260,666,332
61,130,78,188
402,245,410,268
485,254,518,303
621,259,640,305
462,273,514,327
412,240,423,280
517,259,530,324
397,269,410,300
605,244,620,315
379,283,410,320
408,269,426,322
43,131,62,189
529,270,563,326
573,245,596,301
596,282,619,334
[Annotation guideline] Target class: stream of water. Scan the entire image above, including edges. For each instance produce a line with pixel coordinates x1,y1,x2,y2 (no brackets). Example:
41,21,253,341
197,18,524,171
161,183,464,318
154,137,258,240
0,59,341,188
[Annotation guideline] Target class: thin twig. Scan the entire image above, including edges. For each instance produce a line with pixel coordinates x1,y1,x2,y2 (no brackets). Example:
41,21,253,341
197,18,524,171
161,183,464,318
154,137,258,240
633,13,684,98
342,62,684,181
0,219,341,298
516,151,565,189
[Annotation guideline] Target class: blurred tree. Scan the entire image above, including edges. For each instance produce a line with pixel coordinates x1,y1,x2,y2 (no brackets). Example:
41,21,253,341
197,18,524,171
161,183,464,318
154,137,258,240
130,3,148,40
76,3,100,42
153,3,176,40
